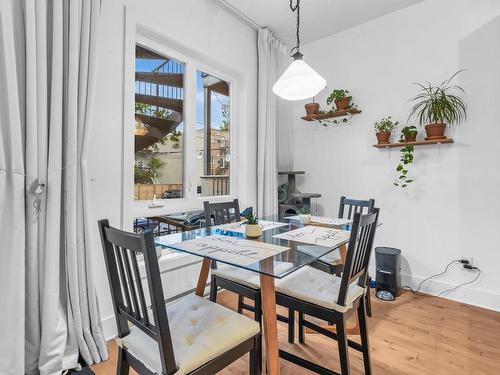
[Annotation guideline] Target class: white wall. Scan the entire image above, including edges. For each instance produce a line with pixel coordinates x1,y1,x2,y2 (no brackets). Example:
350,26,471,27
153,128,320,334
87,0,258,338
290,0,500,311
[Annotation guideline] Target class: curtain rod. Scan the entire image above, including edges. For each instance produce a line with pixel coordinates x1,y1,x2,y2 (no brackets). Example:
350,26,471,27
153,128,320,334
215,0,262,29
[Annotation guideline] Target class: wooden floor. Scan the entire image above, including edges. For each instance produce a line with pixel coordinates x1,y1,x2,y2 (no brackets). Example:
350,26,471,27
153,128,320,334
92,290,500,375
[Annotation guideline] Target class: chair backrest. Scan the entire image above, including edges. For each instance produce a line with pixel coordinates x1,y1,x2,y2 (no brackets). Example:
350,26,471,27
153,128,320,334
338,196,375,220
98,219,177,375
203,199,241,228
337,208,380,308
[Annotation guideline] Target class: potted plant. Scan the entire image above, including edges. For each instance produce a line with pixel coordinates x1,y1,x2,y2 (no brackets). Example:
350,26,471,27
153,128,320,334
374,117,399,144
326,89,352,111
304,97,319,116
243,213,262,238
298,207,311,224
400,125,418,142
409,70,467,140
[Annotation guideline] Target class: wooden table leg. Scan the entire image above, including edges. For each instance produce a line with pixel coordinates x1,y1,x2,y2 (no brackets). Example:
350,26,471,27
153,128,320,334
260,274,280,375
339,243,347,265
195,258,211,297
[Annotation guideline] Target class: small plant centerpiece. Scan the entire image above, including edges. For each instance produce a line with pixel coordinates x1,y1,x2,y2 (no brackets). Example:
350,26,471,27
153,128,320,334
409,70,467,140
242,213,262,238
298,207,311,224
374,116,399,144
400,125,418,142
304,97,320,116
327,89,352,111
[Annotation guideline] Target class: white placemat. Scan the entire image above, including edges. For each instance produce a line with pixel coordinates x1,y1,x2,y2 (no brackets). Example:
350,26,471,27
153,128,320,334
212,220,287,234
169,235,289,266
286,215,352,226
273,226,351,248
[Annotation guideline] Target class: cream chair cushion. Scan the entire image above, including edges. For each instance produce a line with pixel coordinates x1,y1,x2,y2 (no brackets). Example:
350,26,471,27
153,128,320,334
212,261,294,289
319,250,342,265
275,265,365,313
121,294,260,375
299,246,342,266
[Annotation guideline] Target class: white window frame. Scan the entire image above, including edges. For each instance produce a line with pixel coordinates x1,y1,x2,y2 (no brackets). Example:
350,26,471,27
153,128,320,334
122,16,243,231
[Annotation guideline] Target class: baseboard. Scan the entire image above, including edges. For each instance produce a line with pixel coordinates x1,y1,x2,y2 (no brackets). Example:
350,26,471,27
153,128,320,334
102,314,118,341
368,265,500,312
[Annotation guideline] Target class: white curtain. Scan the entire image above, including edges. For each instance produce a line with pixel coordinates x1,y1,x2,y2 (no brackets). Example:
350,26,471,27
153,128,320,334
257,28,292,217
0,1,107,374
0,1,26,374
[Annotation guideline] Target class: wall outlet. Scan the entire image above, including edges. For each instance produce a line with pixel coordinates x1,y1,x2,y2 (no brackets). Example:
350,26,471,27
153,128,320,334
462,257,475,269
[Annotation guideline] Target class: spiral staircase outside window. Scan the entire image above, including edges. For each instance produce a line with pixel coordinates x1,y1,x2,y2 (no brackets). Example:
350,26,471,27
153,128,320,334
134,45,231,201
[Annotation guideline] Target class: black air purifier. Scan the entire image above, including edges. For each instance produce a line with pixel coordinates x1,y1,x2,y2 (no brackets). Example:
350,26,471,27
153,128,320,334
375,247,401,298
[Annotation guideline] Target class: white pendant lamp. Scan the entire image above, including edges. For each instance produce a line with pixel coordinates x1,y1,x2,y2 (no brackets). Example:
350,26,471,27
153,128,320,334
273,0,326,101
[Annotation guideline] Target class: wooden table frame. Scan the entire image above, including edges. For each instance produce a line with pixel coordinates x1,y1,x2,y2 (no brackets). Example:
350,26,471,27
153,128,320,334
195,258,281,375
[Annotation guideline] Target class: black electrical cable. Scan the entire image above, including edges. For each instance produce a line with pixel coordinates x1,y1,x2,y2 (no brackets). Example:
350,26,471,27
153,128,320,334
401,259,461,294
438,268,482,297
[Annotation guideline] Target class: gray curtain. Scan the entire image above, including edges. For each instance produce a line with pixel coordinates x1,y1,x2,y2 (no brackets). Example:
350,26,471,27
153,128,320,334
257,28,291,217
0,1,26,374
0,0,107,374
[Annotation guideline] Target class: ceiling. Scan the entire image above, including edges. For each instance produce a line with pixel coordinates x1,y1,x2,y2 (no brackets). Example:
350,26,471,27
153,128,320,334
222,0,422,45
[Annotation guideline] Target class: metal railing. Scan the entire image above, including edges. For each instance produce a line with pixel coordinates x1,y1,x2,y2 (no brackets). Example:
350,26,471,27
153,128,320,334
135,58,184,116
199,175,230,196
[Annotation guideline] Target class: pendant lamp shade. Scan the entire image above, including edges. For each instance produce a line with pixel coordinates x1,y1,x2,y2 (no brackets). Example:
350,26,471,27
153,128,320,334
272,57,326,101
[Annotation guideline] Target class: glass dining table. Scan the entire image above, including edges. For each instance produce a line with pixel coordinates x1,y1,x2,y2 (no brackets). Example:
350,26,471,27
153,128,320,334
155,216,354,375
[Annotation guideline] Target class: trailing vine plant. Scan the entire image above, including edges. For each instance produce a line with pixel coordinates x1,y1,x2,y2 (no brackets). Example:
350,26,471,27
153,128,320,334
394,126,417,188
394,145,414,187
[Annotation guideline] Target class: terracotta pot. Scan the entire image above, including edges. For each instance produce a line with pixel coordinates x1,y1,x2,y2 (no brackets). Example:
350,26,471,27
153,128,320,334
403,131,417,142
424,123,447,140
335,97,351,111
245,224,262,238
376,131,391,144
304,102,319,116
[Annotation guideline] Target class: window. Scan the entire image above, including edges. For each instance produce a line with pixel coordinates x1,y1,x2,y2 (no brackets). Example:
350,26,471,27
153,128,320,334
135,46,185,201
127,39,238,225
196,70,231,197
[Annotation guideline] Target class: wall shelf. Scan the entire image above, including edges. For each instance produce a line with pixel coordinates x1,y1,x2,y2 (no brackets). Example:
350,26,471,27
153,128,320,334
301,108,361,122
372,138,454,148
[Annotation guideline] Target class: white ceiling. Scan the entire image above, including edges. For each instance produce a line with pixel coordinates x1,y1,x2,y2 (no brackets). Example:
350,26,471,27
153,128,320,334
222,0,422,45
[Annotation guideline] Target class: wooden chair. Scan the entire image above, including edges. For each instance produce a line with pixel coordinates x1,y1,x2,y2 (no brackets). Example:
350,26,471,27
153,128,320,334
204,199,250,311
203,199,241,227
98,219,261,375
206,199,295,372
339,196,375,220
275,209,380,375
310,196,375,318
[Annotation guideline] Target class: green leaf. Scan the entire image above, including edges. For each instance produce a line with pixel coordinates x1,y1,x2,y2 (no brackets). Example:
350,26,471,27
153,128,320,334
396,164,403,171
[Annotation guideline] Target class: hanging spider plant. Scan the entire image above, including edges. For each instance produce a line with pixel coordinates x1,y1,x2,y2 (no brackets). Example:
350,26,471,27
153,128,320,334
408,70,467,140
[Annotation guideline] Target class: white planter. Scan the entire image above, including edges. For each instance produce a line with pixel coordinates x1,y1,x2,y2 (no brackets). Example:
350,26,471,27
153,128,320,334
299,214,311,224
245,224,262,238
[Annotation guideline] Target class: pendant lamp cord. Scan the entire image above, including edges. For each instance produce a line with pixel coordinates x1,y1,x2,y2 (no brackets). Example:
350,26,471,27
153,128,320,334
289,0,301,56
